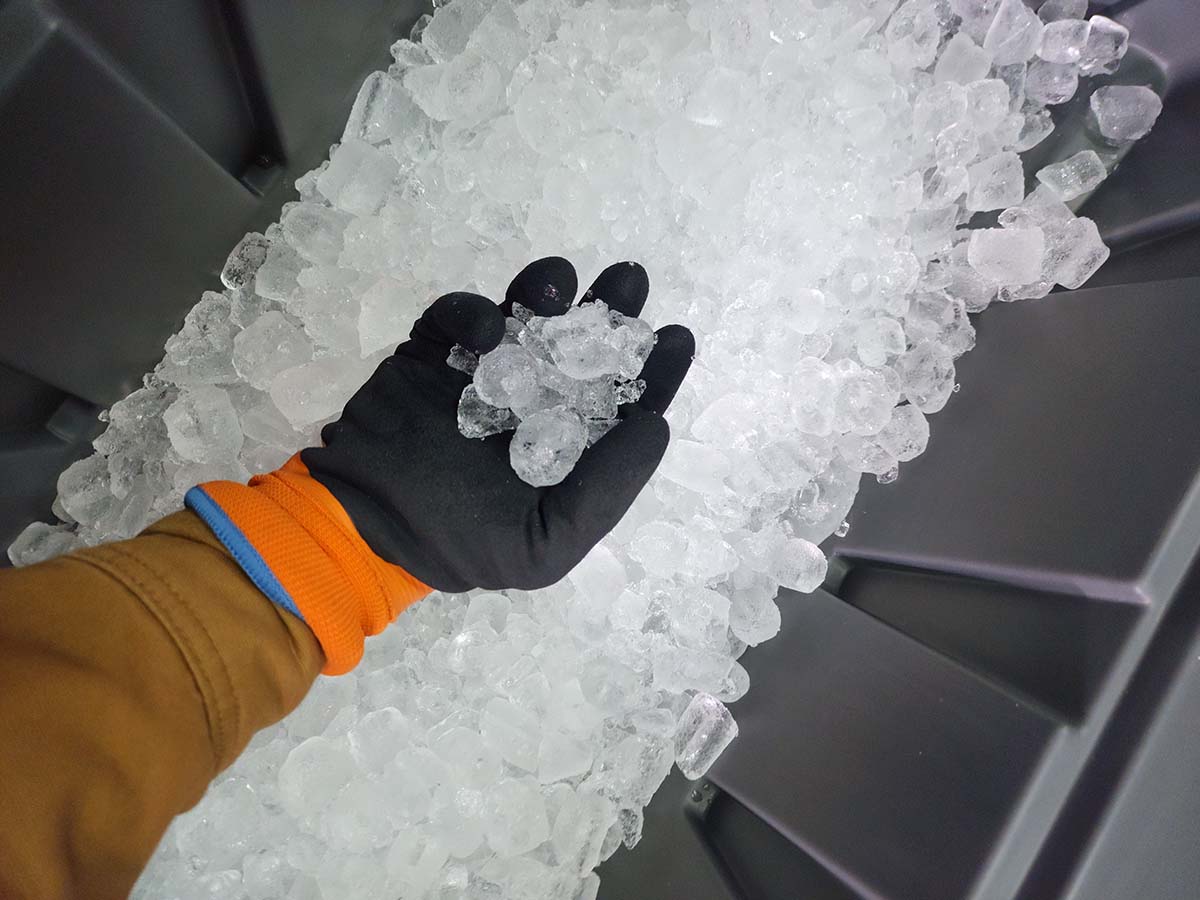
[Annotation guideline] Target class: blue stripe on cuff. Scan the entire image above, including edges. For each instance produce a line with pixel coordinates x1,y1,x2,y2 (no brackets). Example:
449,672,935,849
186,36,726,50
184,485,307,624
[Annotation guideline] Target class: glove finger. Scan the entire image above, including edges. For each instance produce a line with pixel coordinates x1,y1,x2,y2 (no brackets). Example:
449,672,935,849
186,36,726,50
634,324,695,415
397,291,507,366
502,256,577,318
581,261,649,318
535,405,669,581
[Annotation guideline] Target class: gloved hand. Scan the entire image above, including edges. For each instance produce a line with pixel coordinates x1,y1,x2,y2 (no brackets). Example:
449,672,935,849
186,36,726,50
186,257,694,674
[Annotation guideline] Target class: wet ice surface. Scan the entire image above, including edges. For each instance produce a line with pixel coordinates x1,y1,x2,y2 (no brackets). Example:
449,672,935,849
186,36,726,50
5,0,1159,896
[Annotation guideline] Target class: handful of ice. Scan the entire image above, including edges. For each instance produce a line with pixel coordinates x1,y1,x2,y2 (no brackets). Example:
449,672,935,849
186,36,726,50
454,300,655,486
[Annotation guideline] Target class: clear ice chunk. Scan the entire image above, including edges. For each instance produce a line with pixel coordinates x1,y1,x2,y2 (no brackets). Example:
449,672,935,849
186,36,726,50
232,311,315,390
7,521,79,566
1038,0,1087,23
933,32,994,84
1037,19,1090,63
1079,16,1130,76
983,0,1044,66
1035,150,1108,200
458,384,520,439
220,233,271,290
163,385,244,464
968,227,1047,284
673,693,738,781
966,151,1026,211
1089,85,1163,143
508,408,588,487
1025,59,1079,106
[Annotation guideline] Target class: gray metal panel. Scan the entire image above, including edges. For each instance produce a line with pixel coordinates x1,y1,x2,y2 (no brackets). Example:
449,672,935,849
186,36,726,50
831,276,1200,604
708,590,1056,900
838,566,1140,723
0,10,259,404
599,771,738,900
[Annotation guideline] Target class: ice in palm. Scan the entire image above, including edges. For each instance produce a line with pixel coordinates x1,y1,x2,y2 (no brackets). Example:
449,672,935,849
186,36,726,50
456,300,655,486
3,0,1160,897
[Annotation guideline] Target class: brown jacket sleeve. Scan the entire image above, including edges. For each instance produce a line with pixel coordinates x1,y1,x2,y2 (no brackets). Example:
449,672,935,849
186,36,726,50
0,510,324,900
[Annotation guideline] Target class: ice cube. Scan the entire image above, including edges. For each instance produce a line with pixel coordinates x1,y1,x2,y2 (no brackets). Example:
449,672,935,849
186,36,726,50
343,72,421,146
629,522,689,577
967,226,1047,284
950,0,1003,42
854,317,907,367
357,277,421,357
789,357,838,436
575,873,602,900
835,363,898,436
347,708,412,774
538,732,594,784
317,140,400,217
674,693,738,780
886,0,944,70
277,737,357,821
232,311,314,390
1038,19,1090,63
777,288,826,334
508,408,588,487
539,303,623,379
421,0,488,61
428,785,485,859
934,32,995,84
1035,150,1107,200
568,544,627,604
900,341,958,413
908,206,960,257
1079,15,1129,75
160,292,238,385
164,385,244,464
474,344,540,409
1046,216,1110,289
1038,0,1087,23
658,440,731,494
458,384,519,439
769,538,828,593
269,356,364,428
220,233,271,291
686,67,748,128
983,0,1044,65
1014,107,1056,150
280,203,350,266
480,698,541,773
7,521,78,566
446,344,479,375
386,833,449,897
876,404,931,461
967,79,1013,130
483,779,550,857
1089,85,1164,143
966,151,1026,211
913,82,969,144
441,51,503,122
252,240,303,303
652,646,734,694
1025,59,1079,105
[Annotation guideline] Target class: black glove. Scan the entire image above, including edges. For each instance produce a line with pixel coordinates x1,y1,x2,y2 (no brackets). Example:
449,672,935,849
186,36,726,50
300,257,695,592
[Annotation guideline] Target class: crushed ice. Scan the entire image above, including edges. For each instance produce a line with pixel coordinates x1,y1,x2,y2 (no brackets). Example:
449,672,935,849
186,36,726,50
4,0,1162,898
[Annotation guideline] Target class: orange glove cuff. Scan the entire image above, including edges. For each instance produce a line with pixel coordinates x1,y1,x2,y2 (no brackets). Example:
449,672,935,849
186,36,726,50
186,455,430,675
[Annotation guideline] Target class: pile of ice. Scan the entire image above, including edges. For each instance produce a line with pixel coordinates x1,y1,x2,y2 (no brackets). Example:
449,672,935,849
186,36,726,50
6,0,1161,896
456,300,656,485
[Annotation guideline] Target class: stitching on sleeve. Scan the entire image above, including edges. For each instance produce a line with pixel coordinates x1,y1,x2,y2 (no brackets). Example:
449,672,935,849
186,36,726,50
105,542,243,768
71,547,232,772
